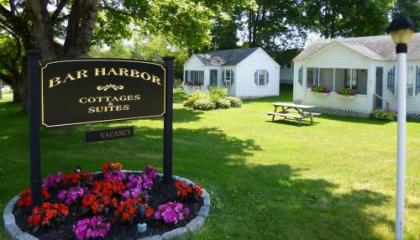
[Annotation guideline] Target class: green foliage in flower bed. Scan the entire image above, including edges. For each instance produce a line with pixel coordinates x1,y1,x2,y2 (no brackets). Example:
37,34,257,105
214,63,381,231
183,91,208,108
184,87,242,111
370,110,395,121
216,99,231,109
193,98,216,110
225,96,242,108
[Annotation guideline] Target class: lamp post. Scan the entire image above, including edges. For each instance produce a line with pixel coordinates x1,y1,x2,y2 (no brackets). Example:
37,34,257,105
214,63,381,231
386,17,415,240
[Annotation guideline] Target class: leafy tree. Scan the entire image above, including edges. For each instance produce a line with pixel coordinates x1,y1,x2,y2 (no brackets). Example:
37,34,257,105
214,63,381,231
301,0,394,38
89,34,188,80
391,0,420,32
0,0,240,104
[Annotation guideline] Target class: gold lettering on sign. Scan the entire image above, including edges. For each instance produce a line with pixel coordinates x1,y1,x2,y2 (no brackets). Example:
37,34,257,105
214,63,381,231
48,67,162,88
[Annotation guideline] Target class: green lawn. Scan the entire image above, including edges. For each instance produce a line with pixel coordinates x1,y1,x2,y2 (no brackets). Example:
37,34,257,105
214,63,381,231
0,92,12,103
1,85,419,240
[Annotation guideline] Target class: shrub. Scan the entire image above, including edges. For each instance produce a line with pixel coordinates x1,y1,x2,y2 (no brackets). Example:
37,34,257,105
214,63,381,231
183,91,207,108
225,96,242,107
370,110,394,121
192,98,216,110
216,98,231,109
173,79,183,89
208,87,227,102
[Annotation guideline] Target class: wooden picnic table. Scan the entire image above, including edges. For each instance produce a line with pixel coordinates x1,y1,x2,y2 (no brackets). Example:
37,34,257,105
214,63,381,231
267,102,320,125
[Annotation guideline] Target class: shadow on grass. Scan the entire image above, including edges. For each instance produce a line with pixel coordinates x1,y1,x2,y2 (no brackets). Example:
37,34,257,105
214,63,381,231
318,115,393,125
0,98,392,239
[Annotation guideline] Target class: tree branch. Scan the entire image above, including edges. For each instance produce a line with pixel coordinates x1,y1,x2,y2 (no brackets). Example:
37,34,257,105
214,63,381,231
51,0,68,23
9,0,16,15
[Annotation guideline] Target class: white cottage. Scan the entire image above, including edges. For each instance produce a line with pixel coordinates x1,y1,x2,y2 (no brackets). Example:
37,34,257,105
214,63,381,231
183,47,280,98
293,33,420,118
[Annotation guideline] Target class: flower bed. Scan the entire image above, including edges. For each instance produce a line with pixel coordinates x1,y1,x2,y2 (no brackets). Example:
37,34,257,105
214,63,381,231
4,162,209,240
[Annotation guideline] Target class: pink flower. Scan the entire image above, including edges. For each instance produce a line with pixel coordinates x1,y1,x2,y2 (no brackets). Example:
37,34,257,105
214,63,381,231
73,216,110,240
154,202,190,224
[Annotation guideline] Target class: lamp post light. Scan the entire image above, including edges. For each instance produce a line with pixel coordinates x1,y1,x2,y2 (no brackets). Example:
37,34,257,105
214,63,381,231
386,17,415,240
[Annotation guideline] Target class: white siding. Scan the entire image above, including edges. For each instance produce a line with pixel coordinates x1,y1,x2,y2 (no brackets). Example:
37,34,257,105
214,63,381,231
183,55,207,92
293,61,305,103
294,43,375,113
280,63,294,85
235,48,280,98
384,60,420,114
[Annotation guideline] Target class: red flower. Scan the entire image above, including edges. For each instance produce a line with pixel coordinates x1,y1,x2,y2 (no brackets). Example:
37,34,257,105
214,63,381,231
144,206,155,219
193,184,203,197
174,181,193,198
63,172,92,186
17,188,50,208
102,162,123,174
92,180,125,197
27,202,68,228
114,197,139,223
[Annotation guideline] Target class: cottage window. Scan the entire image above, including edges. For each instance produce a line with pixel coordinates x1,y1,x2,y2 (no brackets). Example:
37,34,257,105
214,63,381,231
333,69,367,94
184,70,204,85
407,66,415,96
254,69,269,86
223,69,234,86
319,68,334,91
306,68,319,88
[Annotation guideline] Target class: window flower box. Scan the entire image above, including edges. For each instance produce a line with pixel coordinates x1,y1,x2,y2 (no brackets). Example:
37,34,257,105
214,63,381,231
184,82,204,87
337,88,357,99
311,85,331,96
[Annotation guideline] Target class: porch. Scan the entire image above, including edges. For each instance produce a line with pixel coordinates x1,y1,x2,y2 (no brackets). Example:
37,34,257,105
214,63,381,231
302,67,372,113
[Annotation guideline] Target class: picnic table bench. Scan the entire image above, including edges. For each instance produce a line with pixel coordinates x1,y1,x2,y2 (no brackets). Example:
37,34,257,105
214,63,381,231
267,102,320,125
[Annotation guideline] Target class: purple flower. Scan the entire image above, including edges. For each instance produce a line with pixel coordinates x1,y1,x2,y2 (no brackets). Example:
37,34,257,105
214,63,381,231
140,166,158,190
58,186,86,206
154,202,190,224
42,172,64,188
122,166,158,199
104,169,126,182
73,216,110,240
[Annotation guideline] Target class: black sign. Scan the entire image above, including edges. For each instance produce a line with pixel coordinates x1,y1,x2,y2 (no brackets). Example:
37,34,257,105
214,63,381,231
41,59,166,128
86,127,134,143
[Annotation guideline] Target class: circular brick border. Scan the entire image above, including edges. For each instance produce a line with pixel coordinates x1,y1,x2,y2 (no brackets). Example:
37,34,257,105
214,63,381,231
3,172,210,240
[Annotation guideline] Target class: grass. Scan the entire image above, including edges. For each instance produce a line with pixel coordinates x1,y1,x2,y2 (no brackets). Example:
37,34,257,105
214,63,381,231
0,92,12,103
0,85,419,240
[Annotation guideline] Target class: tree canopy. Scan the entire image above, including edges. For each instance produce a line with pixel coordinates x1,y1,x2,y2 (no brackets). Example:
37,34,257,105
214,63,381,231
0,0,248,103
391,0,420,32
0,0,412,104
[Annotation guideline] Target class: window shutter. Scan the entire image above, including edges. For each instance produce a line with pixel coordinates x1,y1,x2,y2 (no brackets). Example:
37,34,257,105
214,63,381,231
254,70,258,86
387,66,395,94
265,70,269,85
185,70,189,83
199,71,204,84
416,66,420,95
231,70,234,85
298,66,303,85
